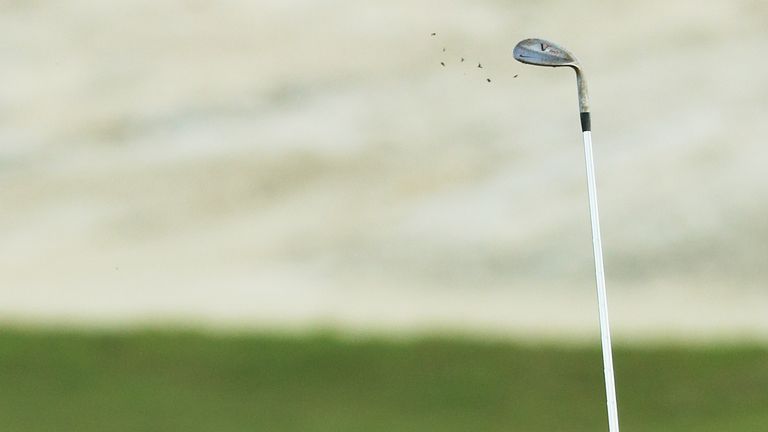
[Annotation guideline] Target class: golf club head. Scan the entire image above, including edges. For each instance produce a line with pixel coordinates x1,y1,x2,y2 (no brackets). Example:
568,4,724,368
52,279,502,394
513,38,590,118
513,38,580,69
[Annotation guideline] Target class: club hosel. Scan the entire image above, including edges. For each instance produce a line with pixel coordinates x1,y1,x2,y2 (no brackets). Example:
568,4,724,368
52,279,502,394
574,68,591,131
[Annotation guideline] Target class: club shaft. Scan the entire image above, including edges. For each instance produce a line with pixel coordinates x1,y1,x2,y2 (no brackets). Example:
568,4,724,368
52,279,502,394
582,131,619,432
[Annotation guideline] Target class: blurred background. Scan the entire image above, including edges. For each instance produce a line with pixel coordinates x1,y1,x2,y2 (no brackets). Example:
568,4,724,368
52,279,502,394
1,0,767,431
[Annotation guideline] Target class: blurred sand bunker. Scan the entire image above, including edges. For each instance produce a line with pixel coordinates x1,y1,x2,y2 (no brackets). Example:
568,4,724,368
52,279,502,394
1,0,767,341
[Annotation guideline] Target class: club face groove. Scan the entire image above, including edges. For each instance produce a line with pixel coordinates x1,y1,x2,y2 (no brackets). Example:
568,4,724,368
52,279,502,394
513,38,579,69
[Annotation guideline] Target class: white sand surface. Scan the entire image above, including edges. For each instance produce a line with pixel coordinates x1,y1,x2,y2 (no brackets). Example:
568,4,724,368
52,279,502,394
1,0,767,341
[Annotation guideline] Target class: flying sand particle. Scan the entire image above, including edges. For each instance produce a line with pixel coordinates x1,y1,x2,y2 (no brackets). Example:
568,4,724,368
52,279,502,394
441,62,445,67
431,32,436,36
477,63,483,69
460,57,465,62
487,78,491,83
514,74,519,78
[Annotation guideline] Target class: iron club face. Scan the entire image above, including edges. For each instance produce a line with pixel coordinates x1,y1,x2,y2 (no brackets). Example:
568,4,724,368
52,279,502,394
513,38,590,116
513,38,579,68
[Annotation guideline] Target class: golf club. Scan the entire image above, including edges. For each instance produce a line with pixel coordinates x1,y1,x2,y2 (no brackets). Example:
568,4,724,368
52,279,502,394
513,38,620,432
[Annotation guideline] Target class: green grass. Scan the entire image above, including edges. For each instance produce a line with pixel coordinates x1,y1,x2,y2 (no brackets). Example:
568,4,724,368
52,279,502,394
0,329,766,431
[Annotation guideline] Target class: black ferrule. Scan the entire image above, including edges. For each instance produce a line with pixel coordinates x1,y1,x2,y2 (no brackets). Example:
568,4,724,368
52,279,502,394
580,112,591,132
